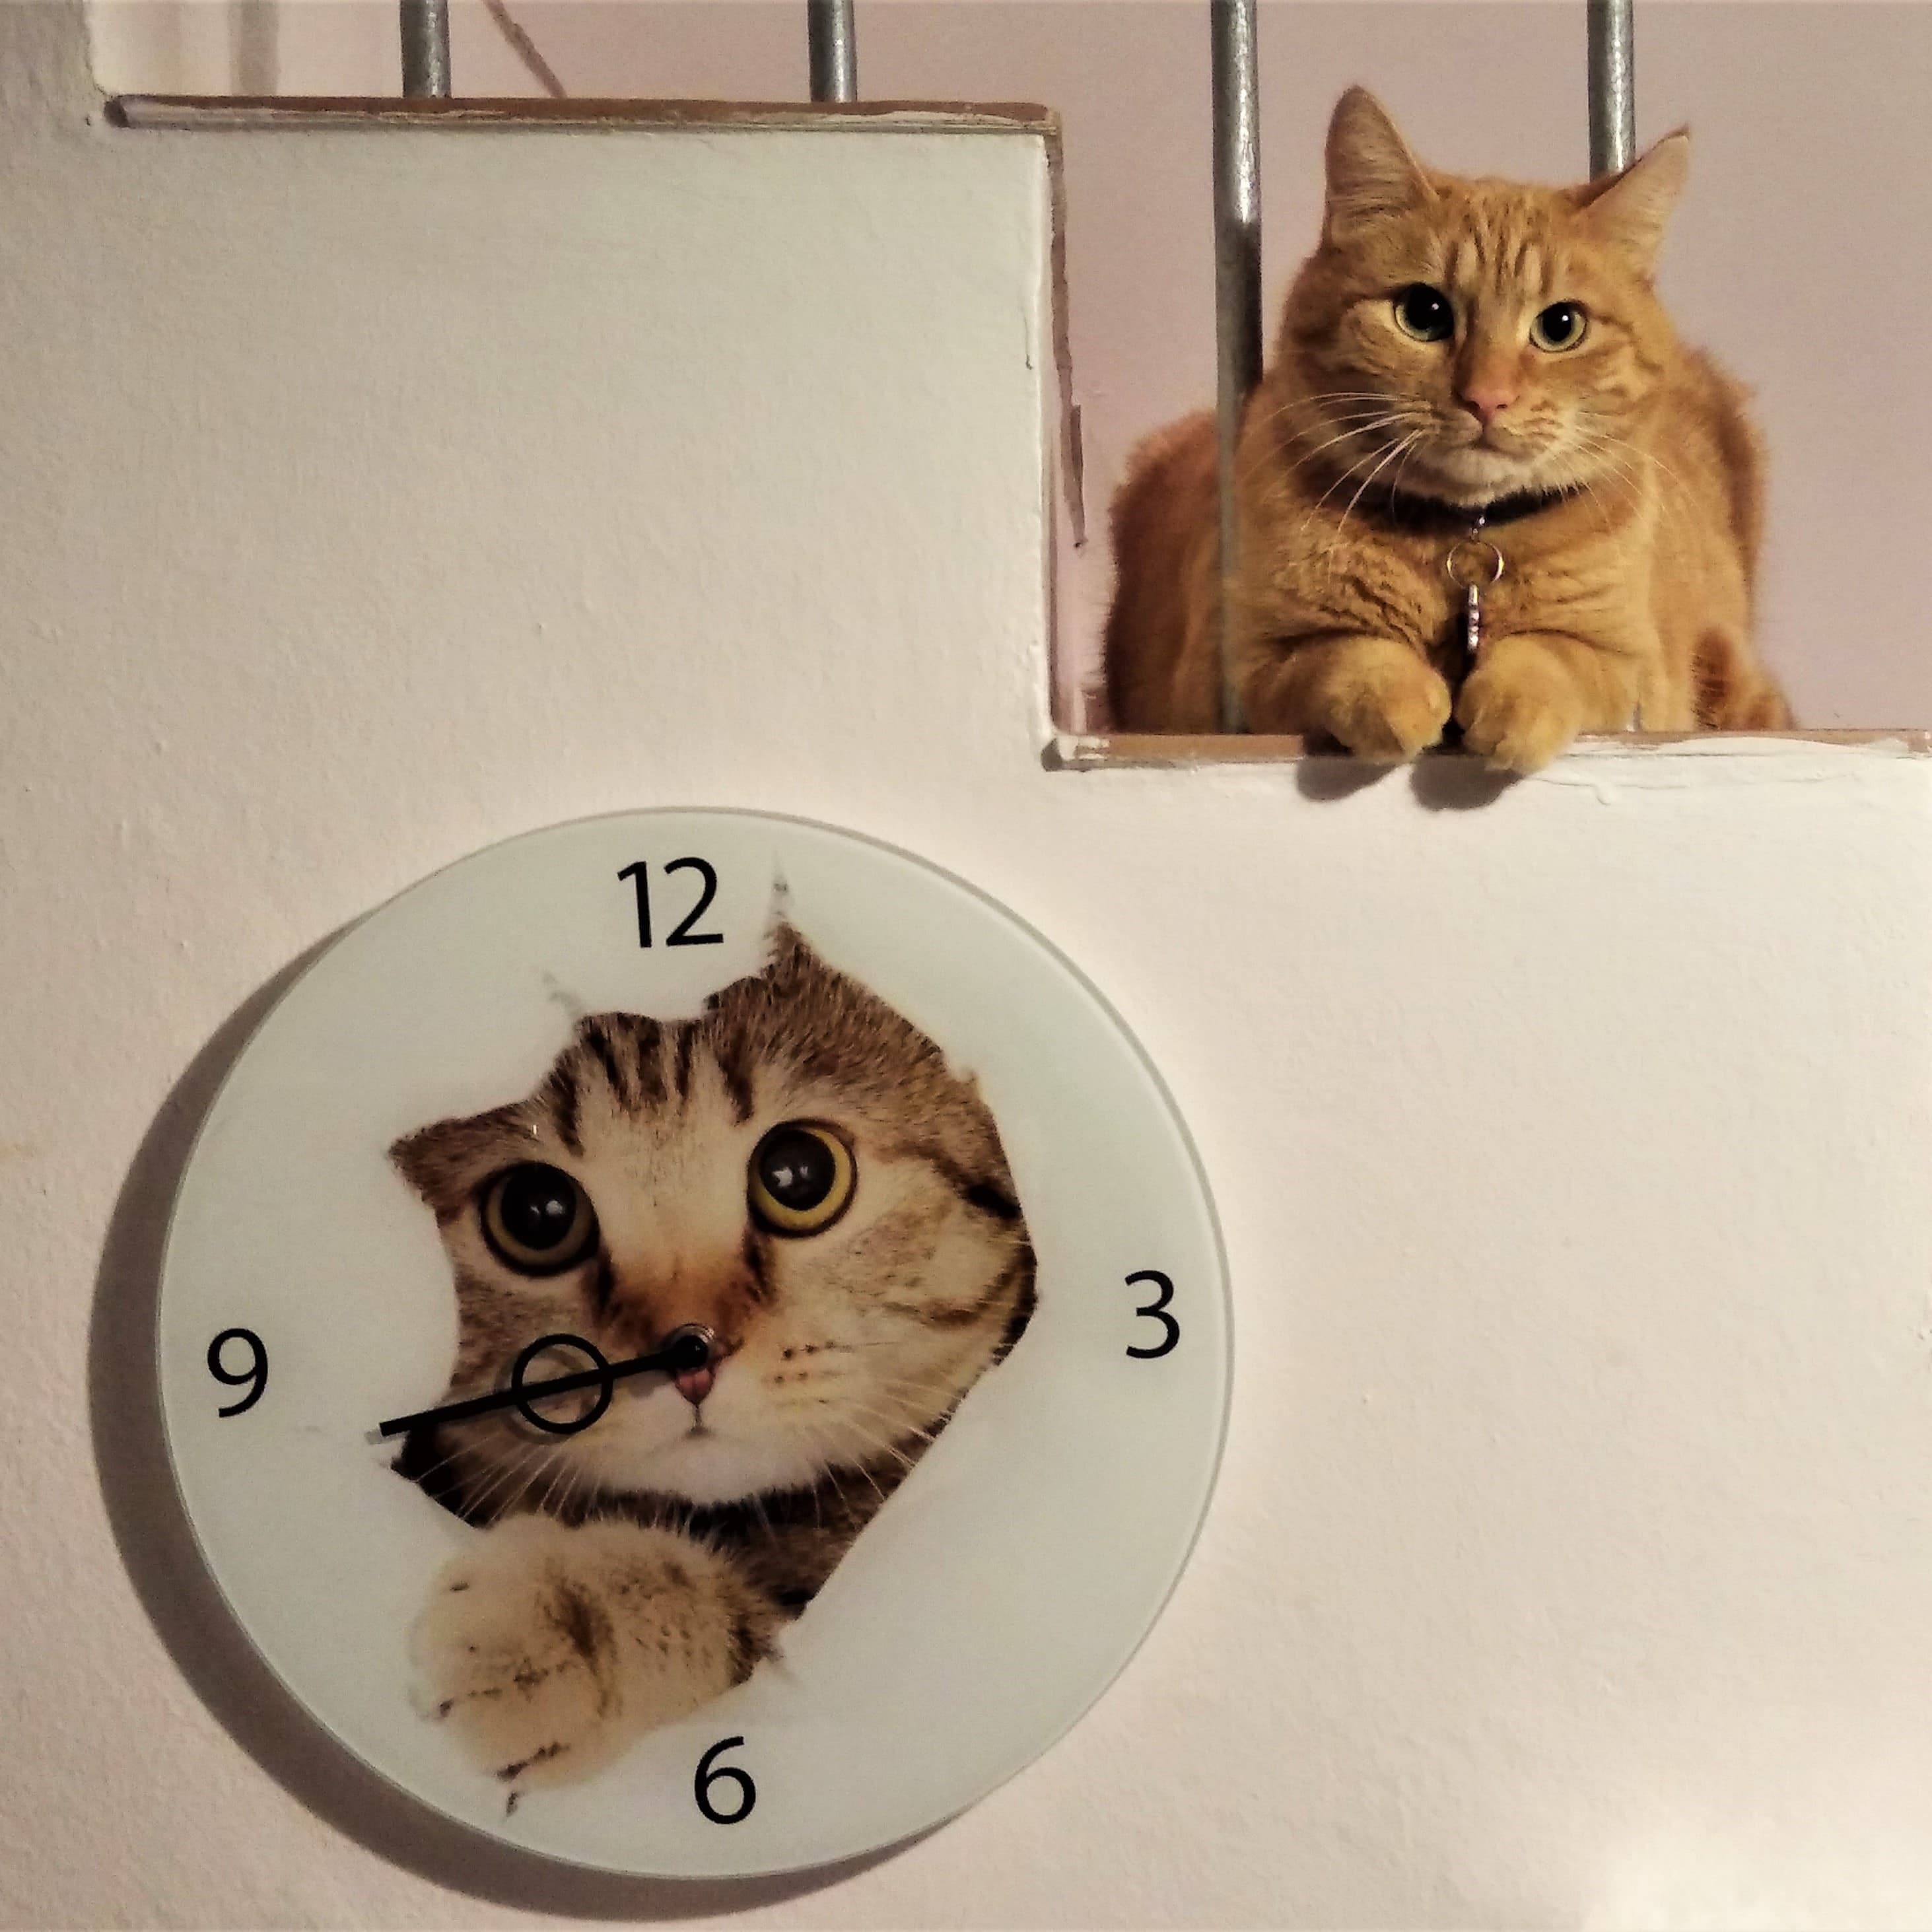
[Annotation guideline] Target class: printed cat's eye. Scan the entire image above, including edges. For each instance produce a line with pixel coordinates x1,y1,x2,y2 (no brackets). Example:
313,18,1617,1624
1393,283,1455,343
747,1121,856,1236
1530,301,1588,351
479,1162,600,1273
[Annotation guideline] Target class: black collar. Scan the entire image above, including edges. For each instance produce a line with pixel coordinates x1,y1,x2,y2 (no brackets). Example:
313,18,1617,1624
1365,481,1585,535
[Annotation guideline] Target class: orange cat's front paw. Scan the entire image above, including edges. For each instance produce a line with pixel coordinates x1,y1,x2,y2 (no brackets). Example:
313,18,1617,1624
1456,650,1586,775
1307,643,1451,761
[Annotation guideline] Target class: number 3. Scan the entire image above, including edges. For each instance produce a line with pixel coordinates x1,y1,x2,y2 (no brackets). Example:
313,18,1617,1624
1125,1270,1179,1359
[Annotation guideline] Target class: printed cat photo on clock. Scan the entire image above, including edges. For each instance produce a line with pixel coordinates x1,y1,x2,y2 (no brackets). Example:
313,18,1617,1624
384,918,1036,1795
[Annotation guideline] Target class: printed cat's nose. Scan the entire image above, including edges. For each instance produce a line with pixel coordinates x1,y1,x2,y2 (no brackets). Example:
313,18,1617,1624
658,1323,731,1408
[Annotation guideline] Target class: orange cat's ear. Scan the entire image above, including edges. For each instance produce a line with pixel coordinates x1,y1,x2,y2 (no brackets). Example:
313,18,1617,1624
1323,86,1433,243
1575,129,1690,277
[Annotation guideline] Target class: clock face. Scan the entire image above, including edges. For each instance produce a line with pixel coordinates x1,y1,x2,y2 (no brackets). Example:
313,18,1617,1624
157,810,1229,1878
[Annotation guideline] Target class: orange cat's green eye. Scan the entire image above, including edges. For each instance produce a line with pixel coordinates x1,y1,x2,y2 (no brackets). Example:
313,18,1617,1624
1393,284,1455,343
1531,301,1587,351
748,1122,856,1237
480,1163,599,1274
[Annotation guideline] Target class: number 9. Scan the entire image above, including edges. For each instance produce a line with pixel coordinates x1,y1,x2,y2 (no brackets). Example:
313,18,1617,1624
207,1327,268,1417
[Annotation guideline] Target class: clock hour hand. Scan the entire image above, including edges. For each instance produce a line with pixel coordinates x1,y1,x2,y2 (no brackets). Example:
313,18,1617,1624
370,1323,715,1443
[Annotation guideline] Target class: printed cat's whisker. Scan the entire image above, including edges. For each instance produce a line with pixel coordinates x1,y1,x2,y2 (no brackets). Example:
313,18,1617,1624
428,1432,534,1515
819,1418,930,1479
549,1454,595,1529
753,1490,781,1542
462,1436,563,1524
388,1435,475,1489
836,1378,953,1432
475,1431,579,1519
838,1367,958,1414
850,1359,980,1398
532,1442,582,1521
809,1406,925,1472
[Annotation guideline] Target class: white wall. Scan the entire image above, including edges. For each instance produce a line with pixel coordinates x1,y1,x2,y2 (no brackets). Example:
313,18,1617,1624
13,6,1932,1925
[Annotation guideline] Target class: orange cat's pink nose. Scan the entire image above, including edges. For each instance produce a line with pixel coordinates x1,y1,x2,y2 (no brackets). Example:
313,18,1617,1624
1460,387,1516,427
675,1364,716,1406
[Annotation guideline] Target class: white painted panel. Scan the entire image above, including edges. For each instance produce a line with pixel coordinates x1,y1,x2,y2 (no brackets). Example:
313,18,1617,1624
10,8,1932,1926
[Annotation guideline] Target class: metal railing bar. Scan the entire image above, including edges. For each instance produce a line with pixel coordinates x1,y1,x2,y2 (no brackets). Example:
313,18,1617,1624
1587,0,1635,175
1211,0,1260,733
400,0,452,97
810,0,858,104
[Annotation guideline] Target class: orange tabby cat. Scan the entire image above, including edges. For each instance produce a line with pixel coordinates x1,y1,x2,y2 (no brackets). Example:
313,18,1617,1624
1105,87,1789,772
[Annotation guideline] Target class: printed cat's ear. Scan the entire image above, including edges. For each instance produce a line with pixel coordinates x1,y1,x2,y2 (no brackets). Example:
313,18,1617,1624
1323,86,1433,243
390,1105,524,1210
390,1117,468,1204
759,918,821,990
1575,129,1689,277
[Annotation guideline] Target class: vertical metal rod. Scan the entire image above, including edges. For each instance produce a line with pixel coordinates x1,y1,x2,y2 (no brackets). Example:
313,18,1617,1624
230,0,279,94
1211,0,1261,732
1587,0,1636,176
809,0,858,103
400,0,452,98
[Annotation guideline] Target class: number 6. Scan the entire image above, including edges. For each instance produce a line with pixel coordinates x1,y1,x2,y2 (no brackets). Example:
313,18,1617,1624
694,1736,755,1824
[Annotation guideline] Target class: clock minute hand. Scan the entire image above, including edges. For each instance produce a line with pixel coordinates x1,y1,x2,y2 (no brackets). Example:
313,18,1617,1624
370,1323,715,1443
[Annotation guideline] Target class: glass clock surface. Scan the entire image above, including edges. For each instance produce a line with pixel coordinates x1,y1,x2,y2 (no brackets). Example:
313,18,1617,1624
157,810,1229,1877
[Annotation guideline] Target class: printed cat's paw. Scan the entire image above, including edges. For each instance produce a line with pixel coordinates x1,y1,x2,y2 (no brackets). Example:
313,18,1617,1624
411,1515,775,1795
411,1516,630,1791
1455,650,1585,775
1310,644,1451,761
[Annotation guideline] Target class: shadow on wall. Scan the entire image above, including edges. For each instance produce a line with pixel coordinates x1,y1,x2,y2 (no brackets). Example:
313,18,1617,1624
86,936,916,1910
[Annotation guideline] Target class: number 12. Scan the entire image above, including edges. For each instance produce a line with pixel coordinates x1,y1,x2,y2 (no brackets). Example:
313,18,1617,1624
617,858,723,948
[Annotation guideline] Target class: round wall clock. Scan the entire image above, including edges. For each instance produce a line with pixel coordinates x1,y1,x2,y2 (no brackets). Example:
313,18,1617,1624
157,809,1229,1877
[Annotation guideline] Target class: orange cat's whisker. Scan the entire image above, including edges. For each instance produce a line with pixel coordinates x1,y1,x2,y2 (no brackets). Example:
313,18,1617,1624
1569,433,1669,530
1260,413,1420,487
1323,432,1430,576
1236,403,1422,479
1235,395,1418,461
1287,433,1418,574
